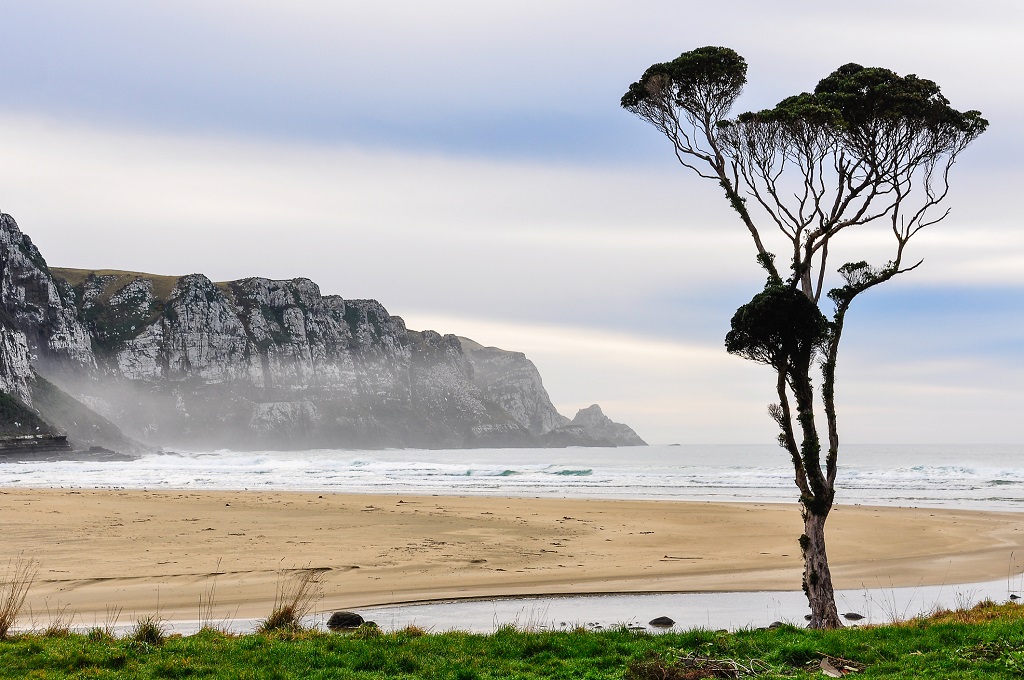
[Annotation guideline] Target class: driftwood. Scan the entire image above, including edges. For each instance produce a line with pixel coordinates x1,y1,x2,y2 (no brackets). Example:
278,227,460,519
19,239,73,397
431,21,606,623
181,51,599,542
808,654,867,677
629,652,771,679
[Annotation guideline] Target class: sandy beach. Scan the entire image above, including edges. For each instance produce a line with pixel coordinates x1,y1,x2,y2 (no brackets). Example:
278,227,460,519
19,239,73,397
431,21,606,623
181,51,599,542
3,488,1023,626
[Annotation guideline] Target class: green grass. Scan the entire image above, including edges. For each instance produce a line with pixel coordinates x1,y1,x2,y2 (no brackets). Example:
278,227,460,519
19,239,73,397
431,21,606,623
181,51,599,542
2,602,1024,678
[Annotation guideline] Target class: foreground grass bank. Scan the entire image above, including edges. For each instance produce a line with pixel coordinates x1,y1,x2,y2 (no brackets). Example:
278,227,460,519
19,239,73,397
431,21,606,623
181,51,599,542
3,602,1024,679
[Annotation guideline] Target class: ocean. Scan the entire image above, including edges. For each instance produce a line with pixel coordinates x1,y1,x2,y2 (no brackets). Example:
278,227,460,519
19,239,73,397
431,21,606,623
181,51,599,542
3,443,1024,511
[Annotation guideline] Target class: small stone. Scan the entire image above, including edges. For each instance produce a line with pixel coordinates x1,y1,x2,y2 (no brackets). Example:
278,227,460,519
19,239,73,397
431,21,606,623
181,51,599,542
768,621,784,629
648,616,675,627
842,612,865,621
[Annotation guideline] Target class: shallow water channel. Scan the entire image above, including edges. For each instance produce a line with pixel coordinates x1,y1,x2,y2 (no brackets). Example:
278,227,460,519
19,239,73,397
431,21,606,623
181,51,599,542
346,577,1021,633
81,576,1023,637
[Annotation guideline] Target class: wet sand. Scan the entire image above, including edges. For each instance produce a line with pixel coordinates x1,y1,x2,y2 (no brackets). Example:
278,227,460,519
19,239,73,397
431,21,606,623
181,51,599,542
3,488,1022,626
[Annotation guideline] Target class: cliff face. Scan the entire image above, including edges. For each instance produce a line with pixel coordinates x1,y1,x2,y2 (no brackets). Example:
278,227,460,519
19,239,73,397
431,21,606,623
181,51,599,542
0,213,646,450
458,336,571,435
0,214,93,403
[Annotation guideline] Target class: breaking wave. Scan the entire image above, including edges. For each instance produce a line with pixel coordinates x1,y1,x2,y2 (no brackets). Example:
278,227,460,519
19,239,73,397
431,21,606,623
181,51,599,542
3,444,1024,510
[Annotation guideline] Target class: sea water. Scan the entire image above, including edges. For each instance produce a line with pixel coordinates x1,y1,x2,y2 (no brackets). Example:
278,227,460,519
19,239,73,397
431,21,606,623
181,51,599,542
3,443,1024,511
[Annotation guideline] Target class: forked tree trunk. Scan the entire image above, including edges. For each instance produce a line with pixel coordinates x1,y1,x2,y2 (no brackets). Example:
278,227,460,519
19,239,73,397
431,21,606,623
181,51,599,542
801,509,842,628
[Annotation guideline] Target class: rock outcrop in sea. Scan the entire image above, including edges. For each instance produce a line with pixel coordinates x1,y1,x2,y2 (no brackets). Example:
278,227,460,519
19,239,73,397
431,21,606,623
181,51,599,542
0,213,646,451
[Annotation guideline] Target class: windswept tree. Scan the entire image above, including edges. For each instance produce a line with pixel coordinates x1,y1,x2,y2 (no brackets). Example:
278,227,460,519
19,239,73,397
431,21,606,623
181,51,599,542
622,47,987,628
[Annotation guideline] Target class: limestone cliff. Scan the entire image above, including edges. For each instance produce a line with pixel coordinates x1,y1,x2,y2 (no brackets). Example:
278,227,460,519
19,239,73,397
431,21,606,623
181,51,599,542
0,213,646,450
458,337,570,435
0,213,93,403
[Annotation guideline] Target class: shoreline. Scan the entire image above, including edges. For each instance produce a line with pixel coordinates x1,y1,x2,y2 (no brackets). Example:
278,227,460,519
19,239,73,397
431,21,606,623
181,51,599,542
4,488,1024,625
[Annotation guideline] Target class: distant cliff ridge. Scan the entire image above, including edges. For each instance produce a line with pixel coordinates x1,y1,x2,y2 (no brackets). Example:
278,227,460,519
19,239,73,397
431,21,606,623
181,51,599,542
0,213,646,451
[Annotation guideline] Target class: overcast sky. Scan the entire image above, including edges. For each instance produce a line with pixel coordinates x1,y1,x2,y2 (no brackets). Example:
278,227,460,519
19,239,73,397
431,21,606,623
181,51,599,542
1,1,1021,445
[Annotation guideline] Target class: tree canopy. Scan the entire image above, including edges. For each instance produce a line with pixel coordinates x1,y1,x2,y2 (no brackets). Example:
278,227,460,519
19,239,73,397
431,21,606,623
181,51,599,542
622,48,987,301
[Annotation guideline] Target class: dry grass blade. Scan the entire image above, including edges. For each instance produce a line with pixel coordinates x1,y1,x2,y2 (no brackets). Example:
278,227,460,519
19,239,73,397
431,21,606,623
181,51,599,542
103,605,123,637
199,558,224,631
43,600,75,637
258,568,325,633
0,556,39,639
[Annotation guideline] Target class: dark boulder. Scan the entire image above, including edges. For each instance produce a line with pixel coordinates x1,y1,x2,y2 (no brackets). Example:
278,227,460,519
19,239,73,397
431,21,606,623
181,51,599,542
327,611,364,630
648,616,675,627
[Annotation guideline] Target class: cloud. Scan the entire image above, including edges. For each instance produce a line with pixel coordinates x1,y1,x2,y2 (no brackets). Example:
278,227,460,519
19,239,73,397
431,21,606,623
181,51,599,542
400,312,776,445
2,1,1018,163
402,311,1024,446
1,0,1022,447
0,113,760,307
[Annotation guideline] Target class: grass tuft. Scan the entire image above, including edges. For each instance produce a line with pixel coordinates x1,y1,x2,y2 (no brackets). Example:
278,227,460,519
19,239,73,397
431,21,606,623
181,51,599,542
350,622,383,639
0,556,38,639
398,624,427,638
257,568,324,634
42,601,75,638
131,614,166,646
907,599,1024,626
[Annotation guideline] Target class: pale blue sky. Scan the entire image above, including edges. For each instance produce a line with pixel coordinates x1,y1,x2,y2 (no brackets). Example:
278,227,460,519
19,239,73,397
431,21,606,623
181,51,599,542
1,1,1021,444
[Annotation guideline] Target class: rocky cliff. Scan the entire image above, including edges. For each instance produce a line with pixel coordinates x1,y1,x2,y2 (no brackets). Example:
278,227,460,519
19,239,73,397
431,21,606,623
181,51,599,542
561,404,647,446
0,213,646,450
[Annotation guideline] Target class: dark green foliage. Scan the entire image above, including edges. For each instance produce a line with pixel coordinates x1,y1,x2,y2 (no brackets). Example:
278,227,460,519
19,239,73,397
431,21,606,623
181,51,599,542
0,391,52,435
52,277,80,311
621,46,747,121
811,63,987,135
75,275,163,354
16,234,50,275
343,304,384,341
259,303,294,345
29,374,134,451
727,63,988,160
725,282,829,369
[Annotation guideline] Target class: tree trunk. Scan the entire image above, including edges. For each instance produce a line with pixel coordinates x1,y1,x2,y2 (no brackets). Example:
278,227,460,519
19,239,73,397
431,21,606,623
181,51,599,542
801,509,843,628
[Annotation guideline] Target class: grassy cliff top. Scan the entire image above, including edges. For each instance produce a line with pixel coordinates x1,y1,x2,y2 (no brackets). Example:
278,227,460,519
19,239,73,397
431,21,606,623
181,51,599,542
51,268,186,304
49,269,312,305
